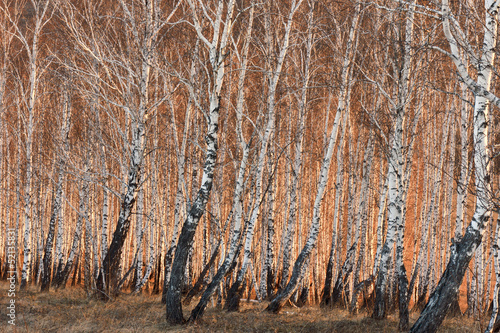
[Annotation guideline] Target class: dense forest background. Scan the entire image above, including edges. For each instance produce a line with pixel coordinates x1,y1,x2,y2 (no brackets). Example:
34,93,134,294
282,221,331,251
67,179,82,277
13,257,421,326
1,0,500,332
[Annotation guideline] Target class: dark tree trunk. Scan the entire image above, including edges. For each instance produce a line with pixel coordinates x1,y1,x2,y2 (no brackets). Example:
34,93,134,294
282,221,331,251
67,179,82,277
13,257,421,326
41,196,59,292
52,260,64,287
189,228,244,322
164,90,220,324
183,241,221,306
320,244,335,307
350,276,375,313
96,210,135,300
165,193,216,324
267,267,276,299
410,222,485,333
265,244,317,313
225,275,245,312
152,254,161,295
295,285,309,307
96,128,143,299
448,296,462,317
330,243,357,307
414,266,431,312
398,263,409,331
223,234,248,312
71,255,79,287
189,259,230,322
96,165,139,299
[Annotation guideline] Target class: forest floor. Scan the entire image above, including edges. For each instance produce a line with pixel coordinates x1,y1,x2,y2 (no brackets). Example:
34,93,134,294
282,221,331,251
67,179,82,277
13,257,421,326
0,281,483,332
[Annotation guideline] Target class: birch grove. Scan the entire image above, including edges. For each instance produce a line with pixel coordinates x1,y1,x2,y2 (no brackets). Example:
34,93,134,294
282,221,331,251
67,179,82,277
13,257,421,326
1,0,500,332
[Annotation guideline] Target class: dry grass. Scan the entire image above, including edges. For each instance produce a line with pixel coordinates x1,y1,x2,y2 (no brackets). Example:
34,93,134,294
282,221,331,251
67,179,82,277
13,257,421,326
0,282,482,332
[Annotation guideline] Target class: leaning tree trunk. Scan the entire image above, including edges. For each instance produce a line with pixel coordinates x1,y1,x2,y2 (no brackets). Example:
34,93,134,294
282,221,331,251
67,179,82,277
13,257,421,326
188,5,254,317
410,1,497,331
226,0,303,311
95,119,144,299
165,1,235,324
41,170,63,292
266,2,359,313
164,100,221,323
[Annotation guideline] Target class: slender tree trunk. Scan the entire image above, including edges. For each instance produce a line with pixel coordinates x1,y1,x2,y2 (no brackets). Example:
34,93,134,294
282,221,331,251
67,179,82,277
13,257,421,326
486,215,500,333
226,0,303,312
266,3,360,313
373,0,415,320
41,170,63,291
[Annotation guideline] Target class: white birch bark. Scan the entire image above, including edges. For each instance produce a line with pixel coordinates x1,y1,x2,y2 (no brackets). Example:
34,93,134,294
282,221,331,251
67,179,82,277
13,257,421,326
411,1,498,331
189,3,255,320
135,139,160,292
54,177,87,289
373,0,415,320
166,0,236,323
280,11,313,291
45,81,72,291
227,0,304,311
13,0,52,290
84,176,93,293
351,135,374,312
134,187,145,290
321,101,348,307
373,165,388,276
267,2,360,312
455,83,471,240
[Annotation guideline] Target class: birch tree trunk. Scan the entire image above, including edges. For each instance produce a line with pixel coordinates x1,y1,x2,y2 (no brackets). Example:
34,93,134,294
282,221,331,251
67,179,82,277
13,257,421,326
40,170,63,292
53,174,88,289
321,101,348,307
373,0,415,321
165,0,235,324
187,5,255,320
411,1,498,331
279,5,313,293
41,82,71,292
266,2,360,313
15,0,52,291
226,0,303,312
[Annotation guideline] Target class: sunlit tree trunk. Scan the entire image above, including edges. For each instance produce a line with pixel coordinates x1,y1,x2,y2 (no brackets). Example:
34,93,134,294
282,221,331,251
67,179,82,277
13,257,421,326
266,1,360,313
226,0,303,312
188,4,255,320
41,83,71,292
373,2,415,324
321,100,348,307
14,0,52,291
279,7,312,293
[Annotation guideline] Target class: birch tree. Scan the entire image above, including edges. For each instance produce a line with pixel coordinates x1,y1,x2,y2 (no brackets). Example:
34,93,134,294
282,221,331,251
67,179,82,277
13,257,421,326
40,77,71,292
165,0,236,324
411,0,499,331
266,1,360,313
6,0,53,290
225,0,303,312
372,2,416,326
188,2,255,322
